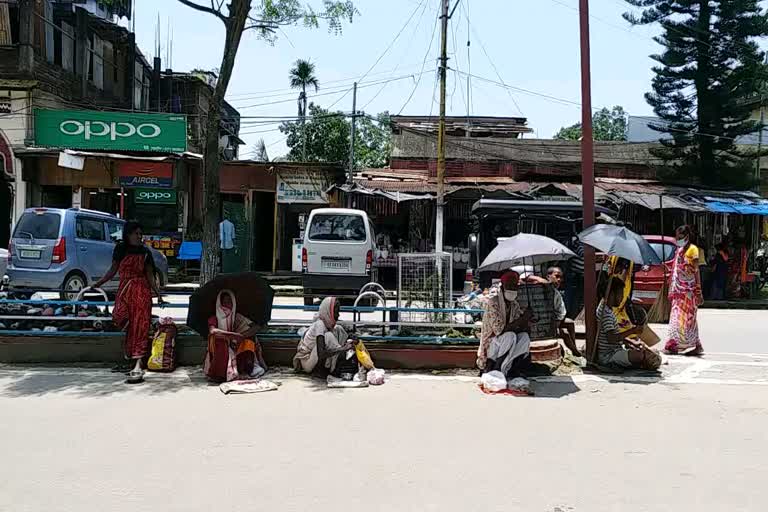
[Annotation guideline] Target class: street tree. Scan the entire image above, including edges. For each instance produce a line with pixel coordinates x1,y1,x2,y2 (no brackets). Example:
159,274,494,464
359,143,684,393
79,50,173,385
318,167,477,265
252,138,269,162
176,0,356,281
289,59,319,118
624,0,768,187
279,104,390,167
555,106,628,141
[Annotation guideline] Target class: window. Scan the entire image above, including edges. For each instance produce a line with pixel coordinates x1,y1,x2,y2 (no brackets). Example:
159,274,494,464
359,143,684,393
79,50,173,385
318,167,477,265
76,218,105,241
650,242,675,262
308,214,366,242
106,221,123,243
13,212,61,240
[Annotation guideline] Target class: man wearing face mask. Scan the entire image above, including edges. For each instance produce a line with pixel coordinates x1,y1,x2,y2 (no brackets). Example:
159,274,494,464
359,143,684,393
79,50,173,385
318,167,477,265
477,270,533,377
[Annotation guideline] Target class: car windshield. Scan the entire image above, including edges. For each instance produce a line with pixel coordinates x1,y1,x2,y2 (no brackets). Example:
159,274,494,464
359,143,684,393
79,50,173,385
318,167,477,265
13,212,61,240
308,214,366,242
650,242,675,262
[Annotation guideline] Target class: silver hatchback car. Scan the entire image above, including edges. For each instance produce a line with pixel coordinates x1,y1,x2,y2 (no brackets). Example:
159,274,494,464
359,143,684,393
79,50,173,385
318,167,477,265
7,208,168,299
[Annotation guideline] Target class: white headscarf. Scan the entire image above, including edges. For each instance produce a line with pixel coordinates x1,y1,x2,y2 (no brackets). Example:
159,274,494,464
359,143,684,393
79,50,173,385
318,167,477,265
216,289,237,332
215,289,252,335
317,296,338,330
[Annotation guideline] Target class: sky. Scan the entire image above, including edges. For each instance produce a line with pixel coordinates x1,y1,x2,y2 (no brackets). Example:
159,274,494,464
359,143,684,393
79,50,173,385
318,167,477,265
124,0,665,159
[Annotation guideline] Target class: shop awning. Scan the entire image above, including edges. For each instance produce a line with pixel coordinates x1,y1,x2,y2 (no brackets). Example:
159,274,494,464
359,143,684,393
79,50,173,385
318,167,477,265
329,183,434,202
472,198,616,216
700,200,768,215
612,191,707,211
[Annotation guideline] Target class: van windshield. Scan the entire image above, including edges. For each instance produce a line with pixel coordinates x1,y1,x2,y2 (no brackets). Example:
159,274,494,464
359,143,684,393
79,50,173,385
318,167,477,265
308,214,366,242
13,212,61,240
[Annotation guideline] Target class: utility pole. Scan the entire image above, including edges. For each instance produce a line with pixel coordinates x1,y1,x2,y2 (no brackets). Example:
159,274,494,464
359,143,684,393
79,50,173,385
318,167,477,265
347,81,358,207
435,0,449,253
579,0,597,361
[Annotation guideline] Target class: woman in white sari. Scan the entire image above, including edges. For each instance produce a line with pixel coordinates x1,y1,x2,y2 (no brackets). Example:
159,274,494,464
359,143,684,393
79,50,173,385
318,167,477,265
293,297,360,378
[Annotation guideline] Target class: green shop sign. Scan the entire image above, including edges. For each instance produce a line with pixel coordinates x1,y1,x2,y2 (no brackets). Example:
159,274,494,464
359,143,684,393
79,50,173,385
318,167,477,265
134,188,177,204
34,109,187,153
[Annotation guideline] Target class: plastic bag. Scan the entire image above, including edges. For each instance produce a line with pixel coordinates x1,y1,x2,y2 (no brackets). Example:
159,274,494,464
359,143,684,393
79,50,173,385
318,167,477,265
355,341,375,370
147,322,177,372
367,368,386,385
480,371,507,392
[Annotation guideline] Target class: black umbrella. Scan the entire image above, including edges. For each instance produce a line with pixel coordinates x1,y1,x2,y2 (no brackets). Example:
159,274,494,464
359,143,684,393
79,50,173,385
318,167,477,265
578,224,662,265
187,273,274,337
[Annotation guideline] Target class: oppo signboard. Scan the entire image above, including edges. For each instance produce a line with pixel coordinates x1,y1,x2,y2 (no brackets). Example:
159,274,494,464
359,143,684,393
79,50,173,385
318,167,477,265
134,189,177,204
34,109,188,153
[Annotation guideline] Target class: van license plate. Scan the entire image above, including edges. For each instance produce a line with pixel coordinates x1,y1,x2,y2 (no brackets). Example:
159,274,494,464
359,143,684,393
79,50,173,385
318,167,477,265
322,259,350,271
20,250,41,259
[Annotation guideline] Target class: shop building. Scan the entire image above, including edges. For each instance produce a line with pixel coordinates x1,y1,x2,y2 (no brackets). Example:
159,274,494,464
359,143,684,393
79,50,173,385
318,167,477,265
337,116,768,290
192,161,344,274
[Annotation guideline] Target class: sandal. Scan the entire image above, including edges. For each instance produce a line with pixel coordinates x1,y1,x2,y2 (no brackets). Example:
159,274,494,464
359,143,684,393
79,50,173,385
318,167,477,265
125,369,144,384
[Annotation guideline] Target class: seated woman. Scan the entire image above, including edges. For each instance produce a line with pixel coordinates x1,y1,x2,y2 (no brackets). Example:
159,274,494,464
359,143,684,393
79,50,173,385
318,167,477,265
602,256,649,342
204,290,267,382
597,278,661,372
293,296,360,379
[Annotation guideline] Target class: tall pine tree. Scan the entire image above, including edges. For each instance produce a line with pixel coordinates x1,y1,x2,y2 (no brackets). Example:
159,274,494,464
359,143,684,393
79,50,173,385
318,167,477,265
625,0,768,187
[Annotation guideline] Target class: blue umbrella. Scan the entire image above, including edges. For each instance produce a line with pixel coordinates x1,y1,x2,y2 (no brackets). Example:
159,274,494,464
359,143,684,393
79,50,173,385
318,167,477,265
578,224,662,265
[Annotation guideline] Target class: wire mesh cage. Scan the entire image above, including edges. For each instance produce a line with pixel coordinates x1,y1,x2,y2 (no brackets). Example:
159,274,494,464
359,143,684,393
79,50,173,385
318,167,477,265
517,284,557,340
397,253,453,324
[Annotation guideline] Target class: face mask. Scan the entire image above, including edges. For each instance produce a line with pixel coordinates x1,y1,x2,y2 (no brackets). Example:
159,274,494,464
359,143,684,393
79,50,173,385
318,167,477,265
504,290,518,301
676,239,687,248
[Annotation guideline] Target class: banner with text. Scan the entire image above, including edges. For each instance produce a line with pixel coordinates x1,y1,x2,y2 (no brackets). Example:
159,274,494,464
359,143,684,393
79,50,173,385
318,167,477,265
34,109,187,153
276,170,329,204
118,161,173,188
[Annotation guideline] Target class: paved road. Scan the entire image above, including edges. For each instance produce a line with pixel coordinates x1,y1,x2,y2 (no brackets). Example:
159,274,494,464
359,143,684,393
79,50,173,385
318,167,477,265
2,305,768,511
0,366,766,512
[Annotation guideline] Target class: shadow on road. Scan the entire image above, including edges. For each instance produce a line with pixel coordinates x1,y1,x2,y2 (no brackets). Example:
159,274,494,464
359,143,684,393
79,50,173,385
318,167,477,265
0,366,204,398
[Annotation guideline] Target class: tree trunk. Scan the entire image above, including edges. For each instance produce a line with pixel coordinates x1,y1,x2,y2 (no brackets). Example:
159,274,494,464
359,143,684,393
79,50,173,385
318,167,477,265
199,0,252,282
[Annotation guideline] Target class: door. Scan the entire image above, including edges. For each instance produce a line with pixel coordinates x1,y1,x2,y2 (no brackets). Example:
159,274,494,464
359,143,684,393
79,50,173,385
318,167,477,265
74,216,112,284
104,220,125,289
221,200,249,273
251,192,275,271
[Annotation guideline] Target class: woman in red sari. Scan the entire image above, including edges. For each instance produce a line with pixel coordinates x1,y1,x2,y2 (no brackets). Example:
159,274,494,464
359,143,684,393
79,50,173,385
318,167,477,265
665,225,704,355
93,221,164,381
203,290,267,382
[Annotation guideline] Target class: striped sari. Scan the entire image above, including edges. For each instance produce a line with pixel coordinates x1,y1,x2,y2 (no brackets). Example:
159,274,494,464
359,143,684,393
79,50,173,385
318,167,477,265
665,244,703,355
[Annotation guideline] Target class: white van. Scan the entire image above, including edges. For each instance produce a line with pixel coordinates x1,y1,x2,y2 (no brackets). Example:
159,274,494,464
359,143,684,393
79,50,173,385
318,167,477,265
301,208,376,305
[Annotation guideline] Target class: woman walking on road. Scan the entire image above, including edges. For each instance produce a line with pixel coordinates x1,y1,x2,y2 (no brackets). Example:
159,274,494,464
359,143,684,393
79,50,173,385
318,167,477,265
665,225,703,356
93,221,165,381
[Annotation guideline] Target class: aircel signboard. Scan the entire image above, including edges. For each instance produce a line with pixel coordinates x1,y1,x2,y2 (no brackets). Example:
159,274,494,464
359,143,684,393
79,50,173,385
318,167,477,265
34,109,188,153
134,188,177,204
118,161,173,188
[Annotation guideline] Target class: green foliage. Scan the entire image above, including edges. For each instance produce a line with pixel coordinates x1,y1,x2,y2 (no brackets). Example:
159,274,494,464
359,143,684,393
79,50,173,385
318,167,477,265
624,0,768,188
554,106,628,141
279,104,391,167
251,1,358,42
289,59,319,118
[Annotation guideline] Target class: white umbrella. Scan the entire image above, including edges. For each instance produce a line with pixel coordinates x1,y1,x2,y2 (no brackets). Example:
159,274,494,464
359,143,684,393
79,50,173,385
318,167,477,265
479,233,575,272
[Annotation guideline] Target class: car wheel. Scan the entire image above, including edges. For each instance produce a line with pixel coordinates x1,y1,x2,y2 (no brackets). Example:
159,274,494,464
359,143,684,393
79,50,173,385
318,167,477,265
61,273,86,301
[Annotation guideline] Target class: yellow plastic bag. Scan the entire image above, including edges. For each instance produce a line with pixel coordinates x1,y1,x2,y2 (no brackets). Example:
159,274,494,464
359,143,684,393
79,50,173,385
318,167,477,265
355,341,375,370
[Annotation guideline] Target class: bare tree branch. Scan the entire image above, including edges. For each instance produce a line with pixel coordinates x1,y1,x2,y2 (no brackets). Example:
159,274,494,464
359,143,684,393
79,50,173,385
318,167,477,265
177,0,226,23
